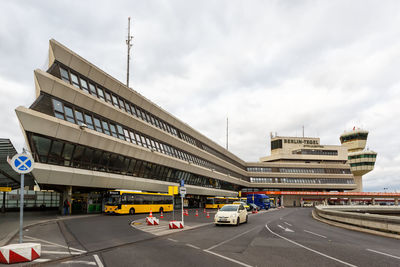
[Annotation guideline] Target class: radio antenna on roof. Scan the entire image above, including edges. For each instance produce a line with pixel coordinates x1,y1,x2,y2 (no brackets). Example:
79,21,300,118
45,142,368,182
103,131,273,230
126,17,133,87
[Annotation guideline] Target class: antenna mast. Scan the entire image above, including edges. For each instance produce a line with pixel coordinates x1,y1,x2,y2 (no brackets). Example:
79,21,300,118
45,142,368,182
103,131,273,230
126,17,133,87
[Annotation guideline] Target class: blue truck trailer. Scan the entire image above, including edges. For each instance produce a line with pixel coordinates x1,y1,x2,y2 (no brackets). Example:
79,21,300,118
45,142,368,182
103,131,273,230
247,194,270,210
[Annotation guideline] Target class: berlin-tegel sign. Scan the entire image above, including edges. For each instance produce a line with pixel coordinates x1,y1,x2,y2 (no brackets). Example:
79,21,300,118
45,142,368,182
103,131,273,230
10,153,34,174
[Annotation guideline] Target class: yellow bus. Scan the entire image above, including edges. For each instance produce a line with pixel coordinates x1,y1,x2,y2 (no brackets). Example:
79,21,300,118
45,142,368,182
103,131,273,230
104,190,173,215
205,197,239,209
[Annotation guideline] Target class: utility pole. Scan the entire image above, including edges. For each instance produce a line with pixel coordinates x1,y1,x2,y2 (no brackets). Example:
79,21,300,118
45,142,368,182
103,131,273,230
302,125,304,137
126,17,133,87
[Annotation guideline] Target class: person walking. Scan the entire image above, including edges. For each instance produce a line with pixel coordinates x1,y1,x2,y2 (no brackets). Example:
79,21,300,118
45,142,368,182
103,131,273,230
63,198,70,215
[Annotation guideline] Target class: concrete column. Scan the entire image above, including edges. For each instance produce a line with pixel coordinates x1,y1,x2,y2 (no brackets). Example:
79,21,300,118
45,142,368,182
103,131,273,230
324,198,328,206
353,176,363,192
347,198,352,205
61,186,72,215
372,198,376,205
395,198,399,206
1,191,6,213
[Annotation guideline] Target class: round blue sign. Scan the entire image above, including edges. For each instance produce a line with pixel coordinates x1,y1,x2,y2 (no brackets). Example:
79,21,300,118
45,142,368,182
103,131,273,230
11,153,34,174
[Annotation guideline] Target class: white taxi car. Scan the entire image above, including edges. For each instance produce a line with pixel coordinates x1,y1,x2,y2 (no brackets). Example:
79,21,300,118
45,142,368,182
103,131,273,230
214,204,248,226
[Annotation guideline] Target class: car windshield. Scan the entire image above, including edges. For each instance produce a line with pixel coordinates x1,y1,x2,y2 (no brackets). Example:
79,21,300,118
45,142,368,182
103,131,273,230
220,205,238,212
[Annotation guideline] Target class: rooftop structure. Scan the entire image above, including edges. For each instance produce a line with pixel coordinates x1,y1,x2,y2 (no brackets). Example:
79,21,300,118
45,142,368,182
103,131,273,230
340,128,377,191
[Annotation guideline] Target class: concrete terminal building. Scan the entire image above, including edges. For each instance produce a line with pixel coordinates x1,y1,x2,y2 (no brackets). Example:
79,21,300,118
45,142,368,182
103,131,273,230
13,40,376,212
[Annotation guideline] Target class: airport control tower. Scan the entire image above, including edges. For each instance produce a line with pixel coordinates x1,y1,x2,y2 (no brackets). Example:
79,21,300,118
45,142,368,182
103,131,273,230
340,128,377,192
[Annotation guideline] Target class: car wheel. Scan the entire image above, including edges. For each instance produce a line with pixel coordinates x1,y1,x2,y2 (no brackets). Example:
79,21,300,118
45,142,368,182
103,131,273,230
129,208,135,215
236,217,240,226
215,223,220,227
245,215,248,223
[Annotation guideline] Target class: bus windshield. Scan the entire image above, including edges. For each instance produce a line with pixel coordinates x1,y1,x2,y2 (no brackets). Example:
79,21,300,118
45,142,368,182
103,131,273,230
107,195,121,205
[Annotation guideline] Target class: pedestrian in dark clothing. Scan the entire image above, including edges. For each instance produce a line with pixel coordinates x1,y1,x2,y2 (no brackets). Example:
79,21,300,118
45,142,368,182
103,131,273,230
63,199,70,215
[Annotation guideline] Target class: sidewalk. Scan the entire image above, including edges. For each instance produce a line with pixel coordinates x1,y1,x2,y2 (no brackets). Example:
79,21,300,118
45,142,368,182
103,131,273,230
0,210,100,246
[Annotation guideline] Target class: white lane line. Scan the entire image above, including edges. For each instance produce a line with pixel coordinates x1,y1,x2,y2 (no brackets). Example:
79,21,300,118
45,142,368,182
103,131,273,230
41,250,82,255
265,224,357,267
278,224,294,232
32,259,51,263
62,261,96,265
205,227,258,251
204,250,253,267
366,249,400,260
93,254,104,267
284,222,292,226
24,235,87,253
168,238,178,242
186,243,200,250
304,230,327,239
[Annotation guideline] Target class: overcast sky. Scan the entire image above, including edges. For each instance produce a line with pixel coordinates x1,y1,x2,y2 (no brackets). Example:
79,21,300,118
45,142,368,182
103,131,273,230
1,0,399,192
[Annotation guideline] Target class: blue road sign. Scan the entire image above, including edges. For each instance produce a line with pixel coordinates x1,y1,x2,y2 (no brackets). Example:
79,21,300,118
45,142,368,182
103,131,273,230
11,153,34,174
180,179,184,187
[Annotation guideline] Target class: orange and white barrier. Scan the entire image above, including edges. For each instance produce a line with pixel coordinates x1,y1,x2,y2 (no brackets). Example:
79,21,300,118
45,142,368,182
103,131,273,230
0,243,41,264
146,217,159,226
169,221,184,229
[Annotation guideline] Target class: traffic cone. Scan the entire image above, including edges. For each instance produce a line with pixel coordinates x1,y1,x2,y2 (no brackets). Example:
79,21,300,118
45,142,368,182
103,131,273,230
185,209,189,216
206,211,210,218
203,208,206,213
149,209,153,218
160,211,164,219
195,210,199,217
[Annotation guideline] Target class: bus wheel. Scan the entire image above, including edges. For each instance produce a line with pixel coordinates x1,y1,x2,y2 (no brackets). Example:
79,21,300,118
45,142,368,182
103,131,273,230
129,208,135,215
159,207,164,213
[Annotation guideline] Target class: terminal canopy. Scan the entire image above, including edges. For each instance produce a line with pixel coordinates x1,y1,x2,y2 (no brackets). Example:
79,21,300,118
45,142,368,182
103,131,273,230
0,139,35,189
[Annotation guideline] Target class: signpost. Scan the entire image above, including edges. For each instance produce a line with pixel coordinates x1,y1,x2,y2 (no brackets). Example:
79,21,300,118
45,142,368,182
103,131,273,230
9,152,34,243
180,179,185,223
0,187,12,192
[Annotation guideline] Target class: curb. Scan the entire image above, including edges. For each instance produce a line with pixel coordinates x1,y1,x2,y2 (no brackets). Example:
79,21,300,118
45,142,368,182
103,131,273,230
0,214,102,247
312,209,400,240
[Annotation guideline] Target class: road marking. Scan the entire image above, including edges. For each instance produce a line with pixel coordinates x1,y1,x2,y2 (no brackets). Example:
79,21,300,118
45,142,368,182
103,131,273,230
284,222,292,226
366,249,400,260
33,259,51,262
265,224,357,267
62,261,96,265
24,235,87,253
278,224,294,232
168,238,178,242
304,230,327,239
41,250,82,255
205,227,258,251
93,254,104,267
204,250,253,267
186,243,200,250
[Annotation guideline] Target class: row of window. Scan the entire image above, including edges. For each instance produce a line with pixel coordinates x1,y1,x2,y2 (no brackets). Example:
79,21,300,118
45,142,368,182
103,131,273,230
292,149,338,156
348,154,377,160
51,98,245,180
247,167,351,174
121,194,173,205
28,133,239,191
55,64,245,170
340,132,368,143
250,177,355,184
350,162,376,167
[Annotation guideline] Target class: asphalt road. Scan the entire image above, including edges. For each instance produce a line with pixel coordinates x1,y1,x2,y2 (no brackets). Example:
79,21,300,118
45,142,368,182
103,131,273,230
36,208,400,266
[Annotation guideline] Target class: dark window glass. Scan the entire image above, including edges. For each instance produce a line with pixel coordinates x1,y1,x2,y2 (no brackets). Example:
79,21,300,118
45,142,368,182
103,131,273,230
131,105,138,117
104,91,112,104
92,150,103,171
72,145,85,167
82,147,93,168
124,129,131,142
125,102,131,114
117,125,125,140
89,83,97,96
102,121,111,135
70,73,80,88
94,118,103,132
97,87,105,101
118,98,125,111
128,158,136,175
64,106,75,123
60,67,70,82
75,110,84,125
135,133,142,145
112,95,119,108
109,124,118,137
80,78,89,93
62,143,74,166
32,135,51,162
100,152,111,169
84,114,94,130
48,140,64,164
129,131,136,144
52,99,65,119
